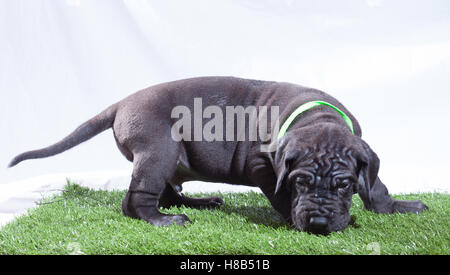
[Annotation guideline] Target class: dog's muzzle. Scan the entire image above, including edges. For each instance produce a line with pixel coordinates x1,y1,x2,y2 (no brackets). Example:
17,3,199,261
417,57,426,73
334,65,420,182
292,192,349,234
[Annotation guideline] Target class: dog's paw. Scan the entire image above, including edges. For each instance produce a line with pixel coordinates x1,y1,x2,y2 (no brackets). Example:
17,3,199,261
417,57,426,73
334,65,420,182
392,200,428,214
204,196,225,208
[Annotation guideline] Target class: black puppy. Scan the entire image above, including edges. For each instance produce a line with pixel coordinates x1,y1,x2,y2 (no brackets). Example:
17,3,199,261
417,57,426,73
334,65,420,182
9,76,427,234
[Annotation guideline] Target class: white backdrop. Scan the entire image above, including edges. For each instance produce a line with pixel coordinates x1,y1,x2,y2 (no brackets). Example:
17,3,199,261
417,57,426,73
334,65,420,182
1,0,449,193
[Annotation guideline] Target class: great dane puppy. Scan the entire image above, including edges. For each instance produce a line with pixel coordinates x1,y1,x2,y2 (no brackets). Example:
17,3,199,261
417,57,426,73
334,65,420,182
9,76,427,234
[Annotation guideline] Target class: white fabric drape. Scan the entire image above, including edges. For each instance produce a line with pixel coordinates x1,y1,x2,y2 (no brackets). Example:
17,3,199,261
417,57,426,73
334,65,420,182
1,0,449,194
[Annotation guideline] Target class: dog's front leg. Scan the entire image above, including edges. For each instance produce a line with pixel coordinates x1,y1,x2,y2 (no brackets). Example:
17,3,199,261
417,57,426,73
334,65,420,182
358,176,428,214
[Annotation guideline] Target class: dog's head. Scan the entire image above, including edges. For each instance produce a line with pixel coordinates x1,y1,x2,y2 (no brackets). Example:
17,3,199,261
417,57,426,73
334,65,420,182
272,125,379,234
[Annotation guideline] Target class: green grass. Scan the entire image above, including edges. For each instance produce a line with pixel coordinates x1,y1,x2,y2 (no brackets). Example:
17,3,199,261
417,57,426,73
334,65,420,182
0,182,448,255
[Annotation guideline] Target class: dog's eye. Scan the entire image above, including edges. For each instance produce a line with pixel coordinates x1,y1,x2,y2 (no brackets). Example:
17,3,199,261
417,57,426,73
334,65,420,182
294,175,312,185
334,178,351,189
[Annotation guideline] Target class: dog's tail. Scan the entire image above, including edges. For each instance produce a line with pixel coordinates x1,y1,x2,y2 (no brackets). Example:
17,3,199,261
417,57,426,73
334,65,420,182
8,104,118,168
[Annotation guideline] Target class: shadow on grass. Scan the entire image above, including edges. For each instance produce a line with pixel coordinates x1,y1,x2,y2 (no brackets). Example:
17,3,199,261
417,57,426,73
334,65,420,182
216,204,288,229
56,183,285,229
216,204,361,231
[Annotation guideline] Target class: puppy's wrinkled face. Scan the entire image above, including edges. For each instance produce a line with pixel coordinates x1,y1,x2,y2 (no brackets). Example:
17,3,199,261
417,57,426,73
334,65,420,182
287,145,359,234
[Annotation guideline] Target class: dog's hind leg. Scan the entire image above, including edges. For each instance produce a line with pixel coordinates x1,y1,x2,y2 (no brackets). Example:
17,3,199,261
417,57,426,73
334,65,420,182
121,142,191,226
159,172,224,209
159,185,224,209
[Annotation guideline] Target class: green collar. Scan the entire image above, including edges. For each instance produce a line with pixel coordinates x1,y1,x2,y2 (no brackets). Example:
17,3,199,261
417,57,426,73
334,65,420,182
277,100,354,140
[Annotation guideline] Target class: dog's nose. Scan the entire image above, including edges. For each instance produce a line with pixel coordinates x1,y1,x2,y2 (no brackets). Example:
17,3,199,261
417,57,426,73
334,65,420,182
308,216,328,230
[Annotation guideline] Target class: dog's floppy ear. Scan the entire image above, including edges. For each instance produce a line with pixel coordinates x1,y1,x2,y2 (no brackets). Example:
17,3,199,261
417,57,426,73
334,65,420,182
274,150,300,194
356,139,380,203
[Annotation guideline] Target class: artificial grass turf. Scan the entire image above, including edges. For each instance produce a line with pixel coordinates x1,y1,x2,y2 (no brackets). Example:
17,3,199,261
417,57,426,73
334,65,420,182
0,182,448,255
